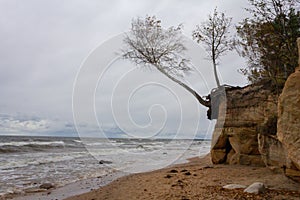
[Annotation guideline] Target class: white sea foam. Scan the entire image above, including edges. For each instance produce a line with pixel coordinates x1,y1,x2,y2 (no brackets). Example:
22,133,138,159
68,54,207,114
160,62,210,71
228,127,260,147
0,141,65,147
0,136,211,197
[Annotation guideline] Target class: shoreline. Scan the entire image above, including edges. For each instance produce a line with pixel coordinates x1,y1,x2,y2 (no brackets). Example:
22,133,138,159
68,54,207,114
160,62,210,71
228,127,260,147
3,170,127,200
5,154,300,200
4,154,205,200
67,154,300,200
0,138,210,200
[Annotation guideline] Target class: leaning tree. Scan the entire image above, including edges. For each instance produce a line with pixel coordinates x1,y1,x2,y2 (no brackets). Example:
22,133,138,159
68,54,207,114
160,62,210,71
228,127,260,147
122,16,210,108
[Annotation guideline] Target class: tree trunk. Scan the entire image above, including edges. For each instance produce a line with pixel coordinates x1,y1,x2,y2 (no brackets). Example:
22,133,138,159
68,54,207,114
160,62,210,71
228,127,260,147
155,66,210,108
213,60,221,87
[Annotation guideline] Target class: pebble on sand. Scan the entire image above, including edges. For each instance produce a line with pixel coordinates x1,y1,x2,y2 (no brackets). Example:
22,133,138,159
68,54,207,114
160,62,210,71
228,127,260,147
223,184,247,190
39,183,54,190
243,182,266,194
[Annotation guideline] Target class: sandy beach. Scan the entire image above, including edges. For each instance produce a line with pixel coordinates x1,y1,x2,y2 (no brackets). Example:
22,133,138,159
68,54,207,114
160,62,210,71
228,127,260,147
1,0,300,200
3,154,300,200
65,155,300,200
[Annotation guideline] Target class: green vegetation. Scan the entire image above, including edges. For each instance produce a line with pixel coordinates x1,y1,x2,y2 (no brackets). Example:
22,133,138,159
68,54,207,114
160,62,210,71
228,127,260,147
235,0,300,86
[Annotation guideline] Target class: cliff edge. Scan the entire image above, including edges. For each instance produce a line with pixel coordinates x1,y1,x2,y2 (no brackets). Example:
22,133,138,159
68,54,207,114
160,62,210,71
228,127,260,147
211,38,300,182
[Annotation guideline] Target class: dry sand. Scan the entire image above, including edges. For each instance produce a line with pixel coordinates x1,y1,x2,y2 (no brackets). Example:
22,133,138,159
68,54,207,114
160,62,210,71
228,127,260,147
66,155,300,200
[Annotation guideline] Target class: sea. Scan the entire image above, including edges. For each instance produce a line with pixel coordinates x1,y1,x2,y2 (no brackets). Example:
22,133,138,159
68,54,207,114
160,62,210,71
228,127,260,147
0,136,211,197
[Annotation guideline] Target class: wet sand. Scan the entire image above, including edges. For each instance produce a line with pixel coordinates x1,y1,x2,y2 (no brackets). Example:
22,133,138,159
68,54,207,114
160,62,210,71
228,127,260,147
66,155,300,200
6,154,300,200
3,171,127,200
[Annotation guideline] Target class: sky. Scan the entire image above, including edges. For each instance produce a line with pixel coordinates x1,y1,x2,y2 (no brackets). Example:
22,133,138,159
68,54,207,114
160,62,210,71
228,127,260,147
0,0,250,138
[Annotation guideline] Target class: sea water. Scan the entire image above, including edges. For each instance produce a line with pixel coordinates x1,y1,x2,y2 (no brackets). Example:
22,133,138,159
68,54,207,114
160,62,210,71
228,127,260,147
0,136,210,197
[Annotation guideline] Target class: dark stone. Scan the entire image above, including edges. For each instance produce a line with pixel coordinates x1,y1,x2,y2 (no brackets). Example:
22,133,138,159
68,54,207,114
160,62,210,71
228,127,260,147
169,169,178,173
39,183,54,190
202,165,213,169
99,160,113,164
164,174,172,178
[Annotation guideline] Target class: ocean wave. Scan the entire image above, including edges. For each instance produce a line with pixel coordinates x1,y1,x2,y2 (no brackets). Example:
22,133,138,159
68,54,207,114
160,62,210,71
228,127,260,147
0,141,65,147
0,141,65,153
0,152,86,170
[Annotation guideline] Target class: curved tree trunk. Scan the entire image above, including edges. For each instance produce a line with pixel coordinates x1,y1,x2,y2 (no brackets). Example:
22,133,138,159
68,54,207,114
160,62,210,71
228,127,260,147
156,66,211,108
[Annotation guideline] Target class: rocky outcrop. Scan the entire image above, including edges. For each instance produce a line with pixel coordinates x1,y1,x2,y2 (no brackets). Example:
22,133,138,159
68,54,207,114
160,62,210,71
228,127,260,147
258,134,288,172
274,38,300,181
211,83,278,166
211,38,300,182
277,68,300,180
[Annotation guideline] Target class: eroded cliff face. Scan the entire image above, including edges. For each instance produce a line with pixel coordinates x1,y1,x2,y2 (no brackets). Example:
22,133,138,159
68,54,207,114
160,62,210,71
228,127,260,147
211,38,300,182
211,83,278,167
277,73,300,180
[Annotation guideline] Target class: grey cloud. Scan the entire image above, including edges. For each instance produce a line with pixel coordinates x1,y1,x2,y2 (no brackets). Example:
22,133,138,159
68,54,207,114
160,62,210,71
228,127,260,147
0,0,248,138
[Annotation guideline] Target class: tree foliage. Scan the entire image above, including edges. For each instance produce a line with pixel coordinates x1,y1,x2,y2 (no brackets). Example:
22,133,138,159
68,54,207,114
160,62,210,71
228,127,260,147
192,8,232,87
236,0,300,85
123,16,190,77
122,16,210,107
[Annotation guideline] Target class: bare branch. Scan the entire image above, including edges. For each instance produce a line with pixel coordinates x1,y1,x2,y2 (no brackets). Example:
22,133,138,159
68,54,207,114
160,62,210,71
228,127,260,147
122,16,210,107
192,8,232,87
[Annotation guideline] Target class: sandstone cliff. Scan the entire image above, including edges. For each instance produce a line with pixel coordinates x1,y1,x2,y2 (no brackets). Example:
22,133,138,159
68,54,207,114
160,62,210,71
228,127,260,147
277,66,300,181
276,38,300,181
211,82,278,167
210,38,300,182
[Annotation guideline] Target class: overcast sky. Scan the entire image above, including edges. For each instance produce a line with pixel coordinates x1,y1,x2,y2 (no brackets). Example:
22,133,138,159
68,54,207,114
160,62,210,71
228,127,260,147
0,0,250,138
